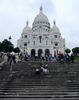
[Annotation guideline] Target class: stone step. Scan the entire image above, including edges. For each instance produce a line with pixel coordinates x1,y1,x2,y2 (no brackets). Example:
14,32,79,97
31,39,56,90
1,88,79,92
5,82,79,86
6,81,79,84
0,87,66,91
0,89,77,93
0,98,79,100
1,62,79,99
1,90,79,95
0,89,79,94
7,82,59,85
2,82,79,89
5,85,79,88
0,93,79,98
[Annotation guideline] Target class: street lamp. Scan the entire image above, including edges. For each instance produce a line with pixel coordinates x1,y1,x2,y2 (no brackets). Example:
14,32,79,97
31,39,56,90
8,36,13,74
8,36,12,52
9,36,12,41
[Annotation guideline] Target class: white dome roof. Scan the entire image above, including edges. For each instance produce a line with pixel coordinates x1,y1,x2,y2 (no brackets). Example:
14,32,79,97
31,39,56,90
52,20,60,33
22,21,31,33
52,25,60,33
34,12,49,23
23,27,31,33
33,6,49,23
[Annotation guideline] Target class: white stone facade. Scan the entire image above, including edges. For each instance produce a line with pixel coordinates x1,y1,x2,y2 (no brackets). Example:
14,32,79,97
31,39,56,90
17,6,65,57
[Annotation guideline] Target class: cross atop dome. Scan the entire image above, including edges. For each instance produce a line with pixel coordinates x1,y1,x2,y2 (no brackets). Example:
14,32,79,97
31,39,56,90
40,5,43,12
53,19,56,25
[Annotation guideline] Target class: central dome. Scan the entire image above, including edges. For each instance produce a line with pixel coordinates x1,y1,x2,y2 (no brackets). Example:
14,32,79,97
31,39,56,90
33,6,49,23
32,6,50,32
34,12,49,23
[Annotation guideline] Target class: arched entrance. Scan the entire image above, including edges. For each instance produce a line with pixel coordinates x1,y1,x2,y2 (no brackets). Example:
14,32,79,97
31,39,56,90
54,50,56,57
38,49,43,58
54,50,58,57
23,50,25,54
45,49,50,56
31,49,35,57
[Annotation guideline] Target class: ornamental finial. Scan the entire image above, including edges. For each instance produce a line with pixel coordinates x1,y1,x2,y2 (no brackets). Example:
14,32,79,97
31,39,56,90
26,20,28,26
53,19,56,25
40,5,43,12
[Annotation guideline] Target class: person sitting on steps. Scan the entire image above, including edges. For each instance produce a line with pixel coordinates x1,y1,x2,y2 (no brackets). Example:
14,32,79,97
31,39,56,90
40,63,49,74
35,68,40,74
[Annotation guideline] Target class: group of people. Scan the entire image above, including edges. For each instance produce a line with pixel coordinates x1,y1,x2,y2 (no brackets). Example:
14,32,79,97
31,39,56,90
7,52,16,66
57,53,75,63
0,51,76,75
0,51,75,66
0,52,17,66
35,62,49,75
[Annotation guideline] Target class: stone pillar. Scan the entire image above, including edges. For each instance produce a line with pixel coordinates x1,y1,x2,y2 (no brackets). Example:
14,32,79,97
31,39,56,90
35,49,38,56
27,49,31,55
42,49,44,55
51,49,54,57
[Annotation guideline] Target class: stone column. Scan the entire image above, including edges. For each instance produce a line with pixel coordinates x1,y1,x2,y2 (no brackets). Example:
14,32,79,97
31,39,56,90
35,49,38,56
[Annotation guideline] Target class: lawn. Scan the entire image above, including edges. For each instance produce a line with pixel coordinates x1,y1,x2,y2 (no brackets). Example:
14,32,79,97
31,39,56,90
74,56,79,62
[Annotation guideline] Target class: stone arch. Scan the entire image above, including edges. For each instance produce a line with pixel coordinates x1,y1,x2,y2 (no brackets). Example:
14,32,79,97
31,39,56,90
54,50,56,57
31,49,35,57
38,49,43,58
54,50,58,57
45,49,50,56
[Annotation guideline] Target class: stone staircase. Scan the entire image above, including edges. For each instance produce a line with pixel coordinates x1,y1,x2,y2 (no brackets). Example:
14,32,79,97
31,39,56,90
0,61,79,100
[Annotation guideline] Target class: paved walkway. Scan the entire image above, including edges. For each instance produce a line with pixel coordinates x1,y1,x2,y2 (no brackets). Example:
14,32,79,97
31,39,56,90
0,55,7,66
0,61,5,66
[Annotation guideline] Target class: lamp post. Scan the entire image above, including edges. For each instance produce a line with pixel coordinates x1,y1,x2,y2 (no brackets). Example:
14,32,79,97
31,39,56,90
8,36,12,52
9,35,12,41
8,36,13,74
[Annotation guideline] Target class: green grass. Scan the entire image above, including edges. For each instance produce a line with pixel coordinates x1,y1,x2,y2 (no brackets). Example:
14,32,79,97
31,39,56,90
74,56,79,62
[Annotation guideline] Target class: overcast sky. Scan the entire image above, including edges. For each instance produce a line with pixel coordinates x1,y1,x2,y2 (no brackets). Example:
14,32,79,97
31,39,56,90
0,0,79,49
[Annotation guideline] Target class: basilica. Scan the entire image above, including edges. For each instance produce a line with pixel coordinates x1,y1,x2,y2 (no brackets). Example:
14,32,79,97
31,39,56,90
17,6,65,57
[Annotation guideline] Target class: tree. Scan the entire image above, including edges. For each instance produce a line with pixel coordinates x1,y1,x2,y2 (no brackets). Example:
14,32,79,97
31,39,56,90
72,47,79,55
14,47,20,53
65,48,71,54
1,39,14,52
0,42,2,52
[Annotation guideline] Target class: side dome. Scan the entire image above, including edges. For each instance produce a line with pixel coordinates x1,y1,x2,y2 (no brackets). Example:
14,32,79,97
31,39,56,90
22,21,31,33
52,20,60,33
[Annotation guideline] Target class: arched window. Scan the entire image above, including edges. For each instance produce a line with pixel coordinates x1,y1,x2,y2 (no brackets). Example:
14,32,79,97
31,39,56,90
46,41,48,45
24,43,27,46
55,42,58,46
54,35,57,38
39,36,42,43
33,41,35,45
51,41,53,44
24,35,27,38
